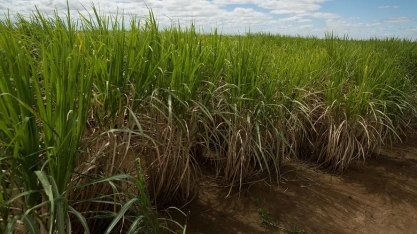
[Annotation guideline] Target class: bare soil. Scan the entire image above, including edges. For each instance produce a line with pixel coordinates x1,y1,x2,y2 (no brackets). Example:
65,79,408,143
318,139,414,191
170,136,417,234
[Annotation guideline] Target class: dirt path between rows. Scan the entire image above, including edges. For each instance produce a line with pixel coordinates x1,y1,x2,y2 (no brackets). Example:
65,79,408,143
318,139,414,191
171,136,417,234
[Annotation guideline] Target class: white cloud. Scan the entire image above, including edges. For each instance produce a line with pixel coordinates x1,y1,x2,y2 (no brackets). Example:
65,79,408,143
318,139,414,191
0,0,334,34
325,19,380,29
299,24,314,29
323,19,382,39
278,16,311,23
226,7,272,25
307,12,339,19
384,17,413,23
212,0,329,16
0,0,414,40
405,27,417,32
268,1,321,15
378,5,400,9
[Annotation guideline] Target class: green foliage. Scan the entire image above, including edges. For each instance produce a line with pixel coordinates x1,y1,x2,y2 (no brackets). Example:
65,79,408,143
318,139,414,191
257,208,279,228
0,5,162,234
0,3,416,233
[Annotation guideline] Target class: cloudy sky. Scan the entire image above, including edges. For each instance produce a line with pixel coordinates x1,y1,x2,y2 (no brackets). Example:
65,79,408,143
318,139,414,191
1,0,416,40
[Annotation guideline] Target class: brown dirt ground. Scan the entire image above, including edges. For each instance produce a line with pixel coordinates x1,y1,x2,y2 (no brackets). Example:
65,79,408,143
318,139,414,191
168,136,417,234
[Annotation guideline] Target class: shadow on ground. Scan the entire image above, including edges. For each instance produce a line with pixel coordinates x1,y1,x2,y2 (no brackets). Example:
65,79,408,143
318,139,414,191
170,138,417,234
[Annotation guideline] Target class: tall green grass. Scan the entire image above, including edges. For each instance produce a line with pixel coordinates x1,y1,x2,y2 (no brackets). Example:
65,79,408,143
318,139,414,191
0,5,416,233
0,7,163,234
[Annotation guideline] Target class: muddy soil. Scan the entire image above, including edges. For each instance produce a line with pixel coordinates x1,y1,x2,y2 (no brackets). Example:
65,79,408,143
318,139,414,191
170,136,417,234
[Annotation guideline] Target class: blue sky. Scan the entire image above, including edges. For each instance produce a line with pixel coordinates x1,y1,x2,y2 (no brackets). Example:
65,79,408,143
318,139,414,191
0,0,416,40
